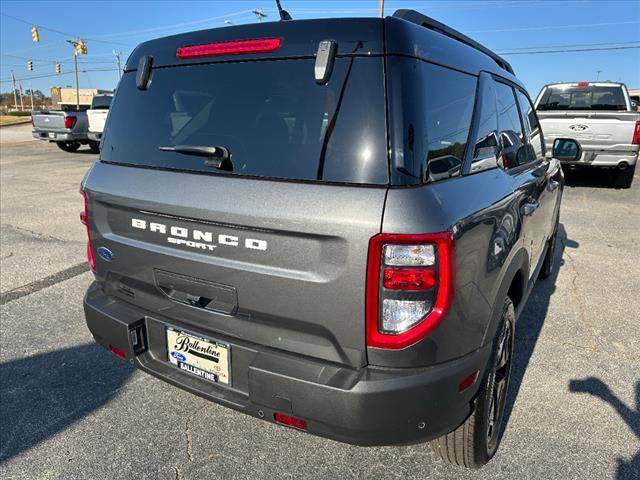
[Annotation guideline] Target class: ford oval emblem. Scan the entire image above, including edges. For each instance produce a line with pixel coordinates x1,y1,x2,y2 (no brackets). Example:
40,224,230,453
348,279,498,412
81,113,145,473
97,246,114,262
171,351,187,362
568,124,589,132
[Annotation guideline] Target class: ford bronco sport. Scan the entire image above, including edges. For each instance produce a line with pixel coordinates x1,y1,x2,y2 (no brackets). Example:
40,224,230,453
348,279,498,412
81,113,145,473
82,10,575,468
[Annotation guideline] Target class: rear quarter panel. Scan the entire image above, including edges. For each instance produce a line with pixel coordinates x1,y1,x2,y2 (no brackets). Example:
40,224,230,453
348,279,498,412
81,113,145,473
370,170,529,367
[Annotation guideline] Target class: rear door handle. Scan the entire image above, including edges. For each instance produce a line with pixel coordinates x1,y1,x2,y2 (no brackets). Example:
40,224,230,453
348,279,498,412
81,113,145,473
548,180,560,192
522,200,540,216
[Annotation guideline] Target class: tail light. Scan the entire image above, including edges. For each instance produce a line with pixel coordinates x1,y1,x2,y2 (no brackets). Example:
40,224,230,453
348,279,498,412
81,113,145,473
632,121,640,145
366,232,455,349
64,115,77,129
176,38,282,59
577,82,589,87
80,188,96,272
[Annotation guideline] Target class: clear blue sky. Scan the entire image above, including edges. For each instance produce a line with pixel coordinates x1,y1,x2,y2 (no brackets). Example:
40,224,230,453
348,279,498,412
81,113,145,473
1,0,639,98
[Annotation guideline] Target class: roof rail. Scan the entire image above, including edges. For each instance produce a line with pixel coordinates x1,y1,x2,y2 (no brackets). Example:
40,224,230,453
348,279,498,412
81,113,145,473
392,9,514,75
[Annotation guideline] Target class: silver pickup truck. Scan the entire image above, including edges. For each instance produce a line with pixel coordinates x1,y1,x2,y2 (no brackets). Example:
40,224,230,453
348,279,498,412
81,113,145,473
32,110,99,153
535,82,640,188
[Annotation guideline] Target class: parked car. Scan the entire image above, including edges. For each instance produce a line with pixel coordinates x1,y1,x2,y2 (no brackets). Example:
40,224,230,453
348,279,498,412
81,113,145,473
81,10,576,468
32,109,98,153
535,82,640,188
87,93,113,145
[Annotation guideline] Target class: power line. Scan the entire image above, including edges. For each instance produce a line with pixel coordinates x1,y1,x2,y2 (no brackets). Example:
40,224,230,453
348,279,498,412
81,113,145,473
0,12,130,46
470,20,640,34
0,67,118,84
494,40,640,51
498,45,640,55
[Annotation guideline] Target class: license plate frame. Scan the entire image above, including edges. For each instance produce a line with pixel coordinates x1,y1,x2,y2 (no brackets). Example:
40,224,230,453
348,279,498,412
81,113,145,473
166,327,231,386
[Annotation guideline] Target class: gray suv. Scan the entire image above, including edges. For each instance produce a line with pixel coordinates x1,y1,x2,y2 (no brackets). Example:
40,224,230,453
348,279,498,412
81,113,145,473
82,10,575,468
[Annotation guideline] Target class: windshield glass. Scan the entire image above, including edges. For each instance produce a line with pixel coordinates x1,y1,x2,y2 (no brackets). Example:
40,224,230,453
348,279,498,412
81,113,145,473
91,95,112,109
537,85,627,111
101,58,388,185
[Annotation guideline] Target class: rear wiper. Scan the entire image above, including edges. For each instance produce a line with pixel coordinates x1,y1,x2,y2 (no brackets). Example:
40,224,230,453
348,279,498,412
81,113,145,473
159,145,232,170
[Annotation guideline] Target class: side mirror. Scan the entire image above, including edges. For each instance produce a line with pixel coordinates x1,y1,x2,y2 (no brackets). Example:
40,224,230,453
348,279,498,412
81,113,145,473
552,138,582,162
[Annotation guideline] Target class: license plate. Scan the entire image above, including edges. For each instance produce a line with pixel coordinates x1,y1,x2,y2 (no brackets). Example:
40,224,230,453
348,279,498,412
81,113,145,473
166,328,230,385
48,133,55,139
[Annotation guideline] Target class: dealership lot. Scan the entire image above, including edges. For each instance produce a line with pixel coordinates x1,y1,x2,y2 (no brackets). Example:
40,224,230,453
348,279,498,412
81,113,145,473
1,123,638,479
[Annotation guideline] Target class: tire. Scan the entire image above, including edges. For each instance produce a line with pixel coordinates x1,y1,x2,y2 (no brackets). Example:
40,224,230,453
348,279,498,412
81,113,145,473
614,163,635,189
88,141,100,153
430,297,515,468
56,141,81,153
539,215,559,279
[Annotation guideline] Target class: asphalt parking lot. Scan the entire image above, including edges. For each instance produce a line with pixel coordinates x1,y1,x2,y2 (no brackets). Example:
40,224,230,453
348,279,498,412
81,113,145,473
1,122,638,480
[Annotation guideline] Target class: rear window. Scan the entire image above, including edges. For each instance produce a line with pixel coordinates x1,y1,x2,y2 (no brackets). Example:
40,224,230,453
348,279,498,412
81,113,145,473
91,95,112,109
101,58,388,185
537,85,627,111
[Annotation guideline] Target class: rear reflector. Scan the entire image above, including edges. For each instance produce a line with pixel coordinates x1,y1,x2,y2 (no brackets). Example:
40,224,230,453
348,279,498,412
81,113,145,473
458,371,479,392
109,345,127,360
632,121,640,145
273,412,308,431
176,38,282,59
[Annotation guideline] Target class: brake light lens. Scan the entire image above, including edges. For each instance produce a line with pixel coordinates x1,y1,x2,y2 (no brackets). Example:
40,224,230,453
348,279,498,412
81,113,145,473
577,82,589,87
80,188,96,272
632,121,640,145
383,268,435,290
176,38,282,59
64,116,77,129
366,232,455,349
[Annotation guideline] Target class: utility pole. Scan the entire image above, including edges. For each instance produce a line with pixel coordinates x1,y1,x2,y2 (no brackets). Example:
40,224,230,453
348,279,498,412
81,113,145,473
10,70,19,111
596,70,602,81
379,0,384,18
19,84,25,111
252,9,267,22
29,84,34,111
66,39,81,110
113,50,122,80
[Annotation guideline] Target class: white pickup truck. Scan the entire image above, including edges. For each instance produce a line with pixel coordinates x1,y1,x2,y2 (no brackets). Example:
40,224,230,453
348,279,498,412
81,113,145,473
86,94,113,145
535,82,640,188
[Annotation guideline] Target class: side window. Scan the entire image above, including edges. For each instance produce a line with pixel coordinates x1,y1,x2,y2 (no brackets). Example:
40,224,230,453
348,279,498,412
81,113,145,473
516,90,544,160
470,74,499,173
386,57,476,184
423,65,476,183
494,82,527,169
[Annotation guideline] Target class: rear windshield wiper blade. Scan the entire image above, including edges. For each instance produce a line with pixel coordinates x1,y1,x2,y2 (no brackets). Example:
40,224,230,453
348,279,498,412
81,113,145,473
159,145,232,170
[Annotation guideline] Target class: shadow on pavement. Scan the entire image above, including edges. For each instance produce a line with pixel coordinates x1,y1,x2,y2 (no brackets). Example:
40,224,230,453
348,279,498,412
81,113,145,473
501,223,575,432
569,378,640,480
563,168,622,189
0,343,134,463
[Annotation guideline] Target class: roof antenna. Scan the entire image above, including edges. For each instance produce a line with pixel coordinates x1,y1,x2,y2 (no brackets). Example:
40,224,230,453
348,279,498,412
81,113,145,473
275,0,292,21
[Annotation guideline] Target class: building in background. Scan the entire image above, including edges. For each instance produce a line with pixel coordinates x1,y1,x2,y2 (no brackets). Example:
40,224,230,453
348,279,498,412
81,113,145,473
50,87,113,111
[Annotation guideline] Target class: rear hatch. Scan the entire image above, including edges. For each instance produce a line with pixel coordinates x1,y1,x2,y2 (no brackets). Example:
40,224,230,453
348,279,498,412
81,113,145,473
32,111,68,131
535,83,639,152
85,19,388,368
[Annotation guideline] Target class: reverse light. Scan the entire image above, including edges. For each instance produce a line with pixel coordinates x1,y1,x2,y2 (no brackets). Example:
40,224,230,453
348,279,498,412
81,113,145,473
176,38,282,59
632,121,640,145
64,115,77,129
366,232,455,349
274,412,308,431
80,188,96,272
384,244,435,266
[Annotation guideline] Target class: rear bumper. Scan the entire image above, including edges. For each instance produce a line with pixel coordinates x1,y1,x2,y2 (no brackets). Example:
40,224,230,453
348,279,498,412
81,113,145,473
32,130,87,142
83,281,492,446
559,148,638,168
87,131,102,141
